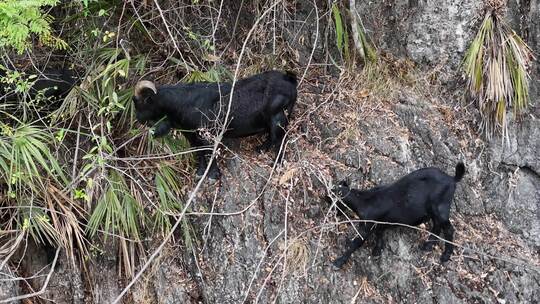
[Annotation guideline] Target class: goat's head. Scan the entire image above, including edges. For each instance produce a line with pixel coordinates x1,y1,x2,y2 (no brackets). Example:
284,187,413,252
325,180,351,203
332,180,352,199
324,180,354,215
132,80,160,124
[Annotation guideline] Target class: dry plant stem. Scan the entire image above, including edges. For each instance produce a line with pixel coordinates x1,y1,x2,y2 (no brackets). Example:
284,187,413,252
111,2,284,302
350,285,363,304
0,266,48,282
152,0,190,71
349,0,362,54
308,166,362,268
106,146,212,161
210,0,225,39
298,0,320,86
241,230,285,303
271,181,293,304
255,244,286,303
71,115,82,193
219,0,245,58
0,233,25,269
0,248,60,304
202,186,220,252
115,1,127,48
190,242,207,294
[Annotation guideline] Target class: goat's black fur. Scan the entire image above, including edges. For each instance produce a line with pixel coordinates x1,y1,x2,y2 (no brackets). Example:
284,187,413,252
1,68,77,100
132,70,298,180
330,162,465,268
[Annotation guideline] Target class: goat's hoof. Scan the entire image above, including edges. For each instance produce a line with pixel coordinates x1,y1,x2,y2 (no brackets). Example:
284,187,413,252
208,169,221,181
420,242,434,252
195,170,220,182
332,258,346,269
195,168,206,179
440,254,451,263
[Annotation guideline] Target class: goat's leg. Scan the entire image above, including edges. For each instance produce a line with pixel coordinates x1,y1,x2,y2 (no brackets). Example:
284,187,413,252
182,132,220,179
333,224,373,269
152,119,172,137
420,220,442,252
205,155,221,180
440,221,455,262
256,136,272,153
269,110,288,163
371,226,386,256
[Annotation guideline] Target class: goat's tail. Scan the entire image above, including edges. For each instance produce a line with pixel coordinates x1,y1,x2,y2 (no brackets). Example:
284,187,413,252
454,162,465,182
284,70,298,86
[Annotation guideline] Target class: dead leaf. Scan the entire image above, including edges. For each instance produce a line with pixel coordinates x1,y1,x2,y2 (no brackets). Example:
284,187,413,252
279,168,297,185
203,54,220,62
357,89,370,98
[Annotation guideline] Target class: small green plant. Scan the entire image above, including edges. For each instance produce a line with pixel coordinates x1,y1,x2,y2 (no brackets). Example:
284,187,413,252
0,67,36,94
354,19,377,63
331,3,350,62
184,66,229,83
463,7,534,141
0,0,67,53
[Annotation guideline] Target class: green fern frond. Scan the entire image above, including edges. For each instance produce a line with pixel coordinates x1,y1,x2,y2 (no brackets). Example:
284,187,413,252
0,0,64,53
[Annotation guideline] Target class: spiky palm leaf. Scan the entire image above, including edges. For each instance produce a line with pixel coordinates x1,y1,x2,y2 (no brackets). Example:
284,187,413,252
153,163,192,247
0,122,88,264
86,171,145,241
463,10,534,142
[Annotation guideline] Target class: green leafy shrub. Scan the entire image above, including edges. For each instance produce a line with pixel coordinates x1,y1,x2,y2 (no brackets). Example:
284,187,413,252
0,0,67,53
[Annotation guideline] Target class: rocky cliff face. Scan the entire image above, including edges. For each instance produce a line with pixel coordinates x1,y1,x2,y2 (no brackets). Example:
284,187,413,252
1,1,539,303
357,0,483,73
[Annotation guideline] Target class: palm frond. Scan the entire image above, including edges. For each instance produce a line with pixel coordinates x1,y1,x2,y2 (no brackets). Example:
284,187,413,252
463,11,534,141
152,163,193,248
86,171,144,241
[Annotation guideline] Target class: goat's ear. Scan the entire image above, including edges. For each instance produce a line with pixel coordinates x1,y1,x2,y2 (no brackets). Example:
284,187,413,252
140,88,157,100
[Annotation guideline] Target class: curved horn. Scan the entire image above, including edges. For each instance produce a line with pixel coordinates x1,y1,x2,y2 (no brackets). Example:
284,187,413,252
134,80,157,97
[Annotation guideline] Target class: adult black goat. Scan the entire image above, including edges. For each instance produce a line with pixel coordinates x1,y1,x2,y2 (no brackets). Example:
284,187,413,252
132,70,297,180
330,162,465,268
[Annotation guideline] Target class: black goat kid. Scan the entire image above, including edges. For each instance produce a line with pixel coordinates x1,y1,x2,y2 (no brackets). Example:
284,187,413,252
1,68,77,101
132,70,297,180
330,163,465,268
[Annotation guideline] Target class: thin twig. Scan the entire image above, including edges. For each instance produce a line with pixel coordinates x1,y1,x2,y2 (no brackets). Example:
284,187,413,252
0,248,60,304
